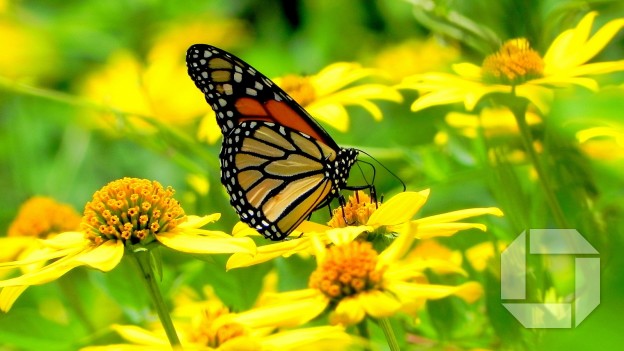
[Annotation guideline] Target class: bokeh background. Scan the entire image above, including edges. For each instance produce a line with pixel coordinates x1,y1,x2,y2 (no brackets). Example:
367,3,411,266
1,0,624,350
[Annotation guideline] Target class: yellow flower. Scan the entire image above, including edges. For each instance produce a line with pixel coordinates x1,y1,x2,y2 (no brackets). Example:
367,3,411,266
2,196,81,262
228,191,502,326
465,241,507,273
0,18,58,81
373,38,460,81
80,292,361,351
577,125,624,160
0,178,255,311
79,20,247,132
198,62,403,143
401,12,624,113
243,223,483,327
0,196,82,309
227,190,503,270
442,107,542,139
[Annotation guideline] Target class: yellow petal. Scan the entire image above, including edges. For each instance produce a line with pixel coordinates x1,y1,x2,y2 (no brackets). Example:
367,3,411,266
415,207,503,225
331,296,366,325
359,290,402,318
197,110,222,145
155,232,256,254
378,221,417,265
367,190,430,227
0,286,28,312
514,84,554,114
575,17,624,67
226,237,312,270
387,281,483,302
325,226,372,245
235,290,328,328
108,324,168,346
75,240,124,271
260,326,359,350
231,221,262,237
177,213,221,229
307,103,349,132
0,237,35,262
42,231,90,249
0,241,120,286
451,62,483,79
416,223,489,239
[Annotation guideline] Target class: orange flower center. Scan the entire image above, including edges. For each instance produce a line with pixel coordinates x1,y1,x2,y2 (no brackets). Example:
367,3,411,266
190,305,247,348
81,177,185,245
327,191,379,228
482,38,544,85
8,197,81,238
277,74,316,106
309,241,384,300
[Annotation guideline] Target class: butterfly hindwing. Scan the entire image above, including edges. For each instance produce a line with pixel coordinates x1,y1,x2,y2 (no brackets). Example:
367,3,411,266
222,121,353,240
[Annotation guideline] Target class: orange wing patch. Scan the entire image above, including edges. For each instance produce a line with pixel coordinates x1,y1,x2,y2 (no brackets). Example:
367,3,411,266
265,100,326,142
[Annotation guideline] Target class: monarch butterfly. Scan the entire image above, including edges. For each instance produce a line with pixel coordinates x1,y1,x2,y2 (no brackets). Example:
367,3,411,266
186,44,366,241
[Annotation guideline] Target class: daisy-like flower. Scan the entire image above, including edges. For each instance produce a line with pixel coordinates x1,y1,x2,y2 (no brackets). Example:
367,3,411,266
401,12,624,114
227,190,503,270
2,196,81,261
0,177,255,311
198,61,403,143
244,222,482,328
79,19,247,132
0,196,82,311
80,291,362,351
228,190,502,327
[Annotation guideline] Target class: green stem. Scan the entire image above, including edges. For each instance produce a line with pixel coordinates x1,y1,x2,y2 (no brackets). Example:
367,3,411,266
132,249,182,349
509,98,569,229
378,317,400,351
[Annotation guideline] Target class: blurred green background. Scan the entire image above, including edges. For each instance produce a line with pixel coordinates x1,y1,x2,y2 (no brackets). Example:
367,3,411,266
1,0,624,350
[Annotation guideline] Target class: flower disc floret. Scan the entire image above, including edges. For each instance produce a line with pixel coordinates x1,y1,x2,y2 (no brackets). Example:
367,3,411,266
279,74,316,106
328,191,379,228
81,177,185,245
309,241,384,300
8,197,81,238
482,38,544,85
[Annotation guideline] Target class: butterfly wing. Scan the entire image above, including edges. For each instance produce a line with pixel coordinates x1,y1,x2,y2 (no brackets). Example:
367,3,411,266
222,121,356,240
186,44,358,240
186,44,338,148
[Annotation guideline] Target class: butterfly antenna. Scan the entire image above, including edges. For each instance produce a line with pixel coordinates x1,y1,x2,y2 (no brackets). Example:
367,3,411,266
357,149,406,192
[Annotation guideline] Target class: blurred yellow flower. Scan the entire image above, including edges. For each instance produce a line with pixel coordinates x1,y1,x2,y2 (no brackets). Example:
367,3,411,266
227,190,503,270
0,19,58,81
465,241,507,273
373,38,460,81
0,197,81,308
0,178,255,311
577,125,624,160
442,107,542,139
79,19,247,132
243,224,483,327
81,292,362,351
198,62,403,144
401,12,624,113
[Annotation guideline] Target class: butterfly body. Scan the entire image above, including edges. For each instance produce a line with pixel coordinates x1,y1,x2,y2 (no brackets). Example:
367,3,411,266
186,44,358,240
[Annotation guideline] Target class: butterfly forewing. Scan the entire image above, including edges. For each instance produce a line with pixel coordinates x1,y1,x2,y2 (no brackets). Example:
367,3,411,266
186,44,337,148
